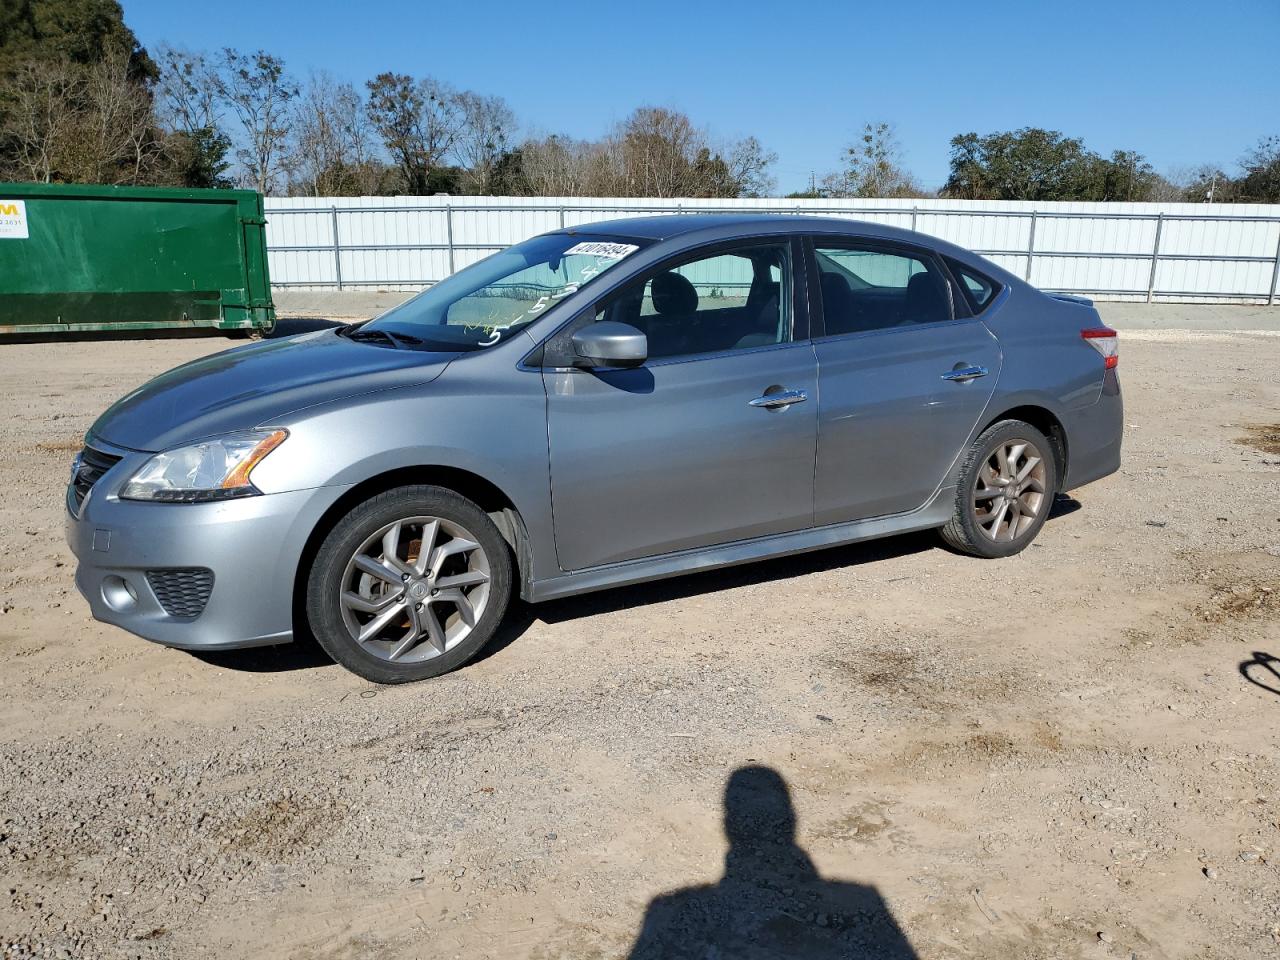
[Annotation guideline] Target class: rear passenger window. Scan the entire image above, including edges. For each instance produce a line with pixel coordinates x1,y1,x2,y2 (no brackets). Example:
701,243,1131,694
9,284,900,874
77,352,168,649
814,245,951,335
946,258,1000,312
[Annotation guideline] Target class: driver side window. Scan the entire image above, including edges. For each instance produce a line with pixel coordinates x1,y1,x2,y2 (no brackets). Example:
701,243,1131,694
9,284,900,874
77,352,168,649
593,242,792,360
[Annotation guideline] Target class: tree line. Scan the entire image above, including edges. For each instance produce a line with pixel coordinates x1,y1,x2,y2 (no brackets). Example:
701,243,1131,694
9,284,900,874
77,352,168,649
0,2,775,198
1,2,1276,204
791,122,1280,204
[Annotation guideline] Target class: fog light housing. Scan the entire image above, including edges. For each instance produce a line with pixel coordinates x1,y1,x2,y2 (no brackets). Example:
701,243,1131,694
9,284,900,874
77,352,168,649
101,575,138,612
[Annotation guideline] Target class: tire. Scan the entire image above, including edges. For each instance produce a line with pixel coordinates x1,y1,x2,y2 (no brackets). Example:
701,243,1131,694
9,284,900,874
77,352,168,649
940,420,1058,559
306,485,513,683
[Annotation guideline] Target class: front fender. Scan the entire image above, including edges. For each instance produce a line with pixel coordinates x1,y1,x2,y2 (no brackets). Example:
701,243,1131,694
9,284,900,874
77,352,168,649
249,364,558,582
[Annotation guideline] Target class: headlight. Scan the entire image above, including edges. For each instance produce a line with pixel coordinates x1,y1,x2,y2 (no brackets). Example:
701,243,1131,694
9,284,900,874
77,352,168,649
120,430,288,503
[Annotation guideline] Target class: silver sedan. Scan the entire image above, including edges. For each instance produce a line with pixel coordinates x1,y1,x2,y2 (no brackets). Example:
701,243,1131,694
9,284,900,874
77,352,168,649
66,215,1123,682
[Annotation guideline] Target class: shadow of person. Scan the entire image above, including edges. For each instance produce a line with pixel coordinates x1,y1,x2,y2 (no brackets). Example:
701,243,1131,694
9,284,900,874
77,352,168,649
627,766,919,959
1240,651,1280,697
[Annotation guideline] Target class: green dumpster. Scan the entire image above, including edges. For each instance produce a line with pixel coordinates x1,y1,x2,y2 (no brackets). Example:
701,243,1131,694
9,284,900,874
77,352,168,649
0,183,275,337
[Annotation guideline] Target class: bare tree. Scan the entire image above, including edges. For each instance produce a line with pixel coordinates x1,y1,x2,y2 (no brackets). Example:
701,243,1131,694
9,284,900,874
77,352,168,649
1239,135,1280,202
75,49,161,183
289,72,383,196
619,106,703,196
154,46,221,135
3,60,80,182
724,135,777,198
216,48,297,194
823,122,924,198
516,134,593,195
513,113,775,199
3,52,158,185
454,91,515,194
152,46,231,187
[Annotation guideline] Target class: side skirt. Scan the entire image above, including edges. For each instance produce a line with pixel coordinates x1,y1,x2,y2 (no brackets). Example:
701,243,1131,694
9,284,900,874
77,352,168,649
527,487,955,603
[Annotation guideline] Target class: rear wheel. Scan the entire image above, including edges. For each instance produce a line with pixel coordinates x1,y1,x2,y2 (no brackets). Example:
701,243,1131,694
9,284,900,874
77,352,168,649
940,420,1057,558
306,485,512,683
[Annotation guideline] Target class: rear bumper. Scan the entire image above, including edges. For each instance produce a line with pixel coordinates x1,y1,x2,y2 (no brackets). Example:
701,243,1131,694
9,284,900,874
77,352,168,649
66,470,350,650
1062,369,1123,491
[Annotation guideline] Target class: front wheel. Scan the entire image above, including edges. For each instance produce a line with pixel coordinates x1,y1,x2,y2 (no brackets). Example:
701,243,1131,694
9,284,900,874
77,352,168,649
940,420,1057,558
306,485,512,683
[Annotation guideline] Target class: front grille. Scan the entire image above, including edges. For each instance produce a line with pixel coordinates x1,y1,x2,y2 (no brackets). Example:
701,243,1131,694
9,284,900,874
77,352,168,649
146,568,215,619
71,445,122,513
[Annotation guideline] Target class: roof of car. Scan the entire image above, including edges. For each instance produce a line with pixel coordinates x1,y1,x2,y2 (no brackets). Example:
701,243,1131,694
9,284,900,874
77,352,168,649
556,212,914,243
553,212,1024,289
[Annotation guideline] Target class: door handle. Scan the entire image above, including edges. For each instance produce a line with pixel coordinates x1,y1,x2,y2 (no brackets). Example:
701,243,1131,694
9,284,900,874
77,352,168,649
749,388,808,409
940,365,988,383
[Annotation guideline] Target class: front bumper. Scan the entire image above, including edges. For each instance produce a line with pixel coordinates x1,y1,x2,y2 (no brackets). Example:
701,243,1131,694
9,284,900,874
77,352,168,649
66,457,350,651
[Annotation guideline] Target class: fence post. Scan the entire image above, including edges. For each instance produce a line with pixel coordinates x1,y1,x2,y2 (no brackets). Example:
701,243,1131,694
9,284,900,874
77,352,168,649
445,201,456,276
1024,212,1037,281
329,206,343,291
1146,213,1164,303
558,205,566,229
910,206,918,232
1269,227,1280,306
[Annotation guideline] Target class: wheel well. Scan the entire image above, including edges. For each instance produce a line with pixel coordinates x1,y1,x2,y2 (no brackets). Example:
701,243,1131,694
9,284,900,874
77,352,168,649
291,467,531,642
981,405,1068,491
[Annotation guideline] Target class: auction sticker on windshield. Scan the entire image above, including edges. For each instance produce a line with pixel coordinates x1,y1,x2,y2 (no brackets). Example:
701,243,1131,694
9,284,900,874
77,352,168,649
563,241,638,259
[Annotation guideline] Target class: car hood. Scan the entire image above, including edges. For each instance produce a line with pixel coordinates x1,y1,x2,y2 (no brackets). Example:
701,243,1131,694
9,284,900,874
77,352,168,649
90,328,457,452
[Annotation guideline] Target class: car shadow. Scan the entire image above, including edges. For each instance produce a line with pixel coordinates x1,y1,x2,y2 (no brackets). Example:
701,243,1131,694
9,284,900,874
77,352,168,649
481,498,1082,662
188,636,335,674
1048,493,1082,519
475,530,939,665
1239,651,1280,697
625,765,919,958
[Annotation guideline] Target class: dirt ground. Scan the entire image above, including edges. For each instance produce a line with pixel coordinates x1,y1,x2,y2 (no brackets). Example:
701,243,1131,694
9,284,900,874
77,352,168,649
1,312,1278,959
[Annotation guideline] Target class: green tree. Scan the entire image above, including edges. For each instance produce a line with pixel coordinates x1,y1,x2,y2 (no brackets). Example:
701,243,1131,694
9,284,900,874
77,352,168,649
945,128,1162,202
1094,150,1161,201
945,128,1088,200
0,0,155,80
489,147,528,195
161,127,231,188
365,72,460,195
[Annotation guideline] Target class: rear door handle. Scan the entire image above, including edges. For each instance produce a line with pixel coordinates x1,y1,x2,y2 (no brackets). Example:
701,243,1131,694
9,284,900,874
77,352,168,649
941,365,988,383
749,388,808,409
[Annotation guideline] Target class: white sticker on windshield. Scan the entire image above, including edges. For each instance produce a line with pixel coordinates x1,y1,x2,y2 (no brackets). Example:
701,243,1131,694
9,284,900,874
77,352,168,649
563,241,638,260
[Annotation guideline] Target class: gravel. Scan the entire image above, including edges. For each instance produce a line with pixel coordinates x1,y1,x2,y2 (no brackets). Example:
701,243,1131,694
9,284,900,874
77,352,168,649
1,317,1278,959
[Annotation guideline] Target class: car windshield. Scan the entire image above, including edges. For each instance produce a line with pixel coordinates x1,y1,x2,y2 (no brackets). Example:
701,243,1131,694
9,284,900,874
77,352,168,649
355,233,647,351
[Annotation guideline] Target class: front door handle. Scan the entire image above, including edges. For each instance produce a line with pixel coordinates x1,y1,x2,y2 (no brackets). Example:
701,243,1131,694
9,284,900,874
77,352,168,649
941,365,988,383
749,388,808,409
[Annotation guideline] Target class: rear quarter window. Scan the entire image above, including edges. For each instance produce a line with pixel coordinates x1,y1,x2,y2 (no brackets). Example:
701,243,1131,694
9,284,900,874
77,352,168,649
946,258,1000,312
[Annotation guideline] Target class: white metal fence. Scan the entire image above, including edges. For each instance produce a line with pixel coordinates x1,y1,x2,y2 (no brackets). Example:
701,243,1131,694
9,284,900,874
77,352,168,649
262,196,1280,304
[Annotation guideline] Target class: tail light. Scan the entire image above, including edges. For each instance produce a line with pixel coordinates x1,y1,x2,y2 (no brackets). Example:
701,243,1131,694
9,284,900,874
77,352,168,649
1081,326,1118,369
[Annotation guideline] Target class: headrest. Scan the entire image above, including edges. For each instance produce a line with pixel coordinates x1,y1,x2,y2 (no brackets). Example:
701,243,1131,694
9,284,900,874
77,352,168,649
651,271,698,316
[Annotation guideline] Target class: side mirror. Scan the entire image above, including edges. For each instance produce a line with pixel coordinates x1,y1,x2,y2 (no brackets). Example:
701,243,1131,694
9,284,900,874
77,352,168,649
570,321,647,369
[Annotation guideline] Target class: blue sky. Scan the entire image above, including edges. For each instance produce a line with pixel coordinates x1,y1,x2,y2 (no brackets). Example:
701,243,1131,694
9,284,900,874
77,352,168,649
122,0,1278,193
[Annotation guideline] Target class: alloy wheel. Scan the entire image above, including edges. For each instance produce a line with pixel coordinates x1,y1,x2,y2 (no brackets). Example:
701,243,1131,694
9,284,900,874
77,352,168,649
972,439,1048,541
338,515,491,663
